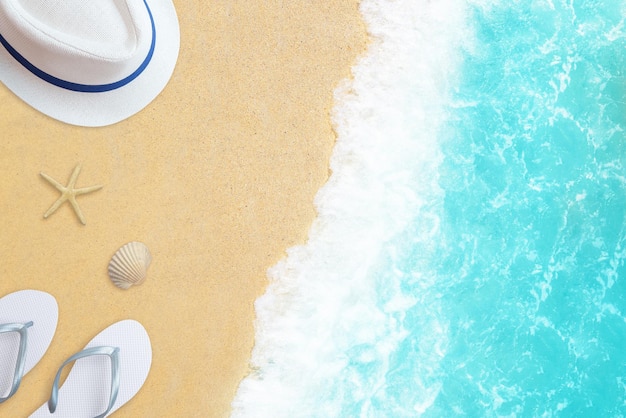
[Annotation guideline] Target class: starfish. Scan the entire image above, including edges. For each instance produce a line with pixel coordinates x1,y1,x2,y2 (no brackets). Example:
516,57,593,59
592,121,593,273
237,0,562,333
40,165,103,225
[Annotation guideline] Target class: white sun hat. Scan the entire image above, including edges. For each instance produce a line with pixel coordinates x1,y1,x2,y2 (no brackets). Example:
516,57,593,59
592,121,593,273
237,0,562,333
0,0,180,127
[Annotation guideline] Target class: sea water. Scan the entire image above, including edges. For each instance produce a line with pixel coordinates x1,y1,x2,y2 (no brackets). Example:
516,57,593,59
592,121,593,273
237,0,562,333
232,0,626,417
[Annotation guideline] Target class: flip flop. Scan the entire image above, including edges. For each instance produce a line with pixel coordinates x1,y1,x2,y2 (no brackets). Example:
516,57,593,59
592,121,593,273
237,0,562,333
0,290,58,402
30,319,151,418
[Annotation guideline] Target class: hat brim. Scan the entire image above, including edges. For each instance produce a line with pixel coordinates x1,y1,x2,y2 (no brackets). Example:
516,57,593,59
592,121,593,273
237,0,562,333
0,0,180,127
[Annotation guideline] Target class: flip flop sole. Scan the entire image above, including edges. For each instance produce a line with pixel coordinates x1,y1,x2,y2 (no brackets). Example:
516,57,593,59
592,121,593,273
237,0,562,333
30,319,151,418
0,290,58,399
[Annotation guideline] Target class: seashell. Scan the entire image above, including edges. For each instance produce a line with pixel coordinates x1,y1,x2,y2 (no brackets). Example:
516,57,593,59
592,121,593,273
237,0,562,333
108,242,152,290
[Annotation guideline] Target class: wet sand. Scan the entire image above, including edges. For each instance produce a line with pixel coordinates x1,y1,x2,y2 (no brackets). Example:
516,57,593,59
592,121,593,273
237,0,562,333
0,1,366,416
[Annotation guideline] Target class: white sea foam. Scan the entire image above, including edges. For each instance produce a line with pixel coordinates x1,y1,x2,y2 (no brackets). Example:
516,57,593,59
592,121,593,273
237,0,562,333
231,1,473,416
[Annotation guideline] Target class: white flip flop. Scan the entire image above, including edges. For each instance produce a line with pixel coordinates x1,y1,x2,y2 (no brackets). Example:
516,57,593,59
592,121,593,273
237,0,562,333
30,320,152,418
0,290,58,402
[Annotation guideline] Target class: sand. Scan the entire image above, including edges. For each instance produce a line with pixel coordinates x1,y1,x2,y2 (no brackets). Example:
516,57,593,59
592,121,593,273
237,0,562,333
0,1,366,416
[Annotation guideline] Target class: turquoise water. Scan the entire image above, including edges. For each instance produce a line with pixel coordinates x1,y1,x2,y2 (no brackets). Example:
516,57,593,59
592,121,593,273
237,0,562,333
233,1,626,416
431,2,626,416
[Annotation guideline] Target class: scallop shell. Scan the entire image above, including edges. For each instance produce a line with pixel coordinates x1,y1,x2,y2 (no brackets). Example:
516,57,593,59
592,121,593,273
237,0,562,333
108,242,152,290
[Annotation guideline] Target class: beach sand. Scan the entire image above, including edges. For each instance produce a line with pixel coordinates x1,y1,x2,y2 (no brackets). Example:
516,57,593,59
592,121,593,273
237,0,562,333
0,1,366,416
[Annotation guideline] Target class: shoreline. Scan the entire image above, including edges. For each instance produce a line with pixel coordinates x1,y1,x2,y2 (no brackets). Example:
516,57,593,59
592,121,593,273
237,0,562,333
0,1,367,416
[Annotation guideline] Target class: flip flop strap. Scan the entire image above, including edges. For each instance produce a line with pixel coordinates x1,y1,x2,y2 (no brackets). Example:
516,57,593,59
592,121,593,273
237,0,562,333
0,321,33,403
48,346,120,418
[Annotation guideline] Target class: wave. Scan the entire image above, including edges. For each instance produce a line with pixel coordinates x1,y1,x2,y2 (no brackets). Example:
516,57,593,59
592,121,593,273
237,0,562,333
231,1,472,416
